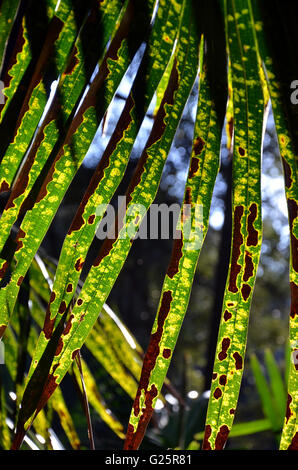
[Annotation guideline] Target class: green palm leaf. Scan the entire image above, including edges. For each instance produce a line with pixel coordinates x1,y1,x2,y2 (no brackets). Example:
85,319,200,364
124,1,228,447
0,0,155,336
250,1,298,450
0,0,295,451
27,0,184,385
202,0,265,450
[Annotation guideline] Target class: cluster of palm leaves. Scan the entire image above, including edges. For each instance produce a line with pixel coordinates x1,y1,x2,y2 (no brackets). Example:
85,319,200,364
0,0,297,451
